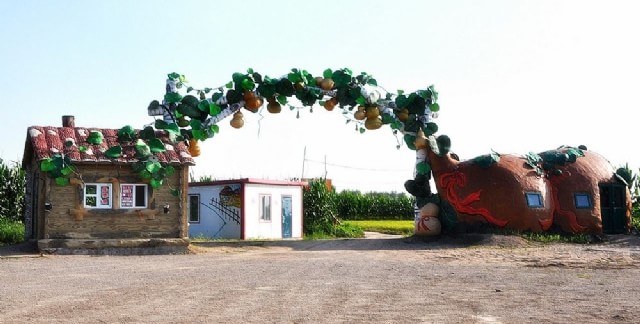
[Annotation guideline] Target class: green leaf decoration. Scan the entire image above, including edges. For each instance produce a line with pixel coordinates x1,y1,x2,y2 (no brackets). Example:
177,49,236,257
197,100,210,112
395,95,409,109
167,72,180,80
165,123,180,135
145,160,162,173
78,146,88,153
139,170,152,179
436,135,451,155
247,68,254,74
64,139,74,148
164,92,183,104
381,114,395,124
209,103,221,116
472,153,500,169
55,177,69,186
155,119,170,130
40,158,56,172
117,125,136,143
232,72,245,84
390,120,403,130
209,124,220,134
256,82,276,99
192,129,206,141
404,134,417,150
170,188,180,197
87,131,104,145
187,86,194,93
416,161,432,175
241,78,255,91
211,92,223,102
104,145,123,159
323,68,333,79
149,138,166,153
139,126,156,141
423,122,439,136
135,139,151,159
225,81,233,89
429,103,440,112
275,79,295,97
367,79,378,86
355,96,366,105
176,102,202,119
150,178,163,189
60,165,74,176
359,127,365,134
164,165,176,177
190,119,202,130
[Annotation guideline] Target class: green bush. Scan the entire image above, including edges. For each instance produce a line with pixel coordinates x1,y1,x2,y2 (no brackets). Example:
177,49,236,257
303,178,338,235
335,190,414,220
0,159,26,223
334,222,365,238
0,218,24,245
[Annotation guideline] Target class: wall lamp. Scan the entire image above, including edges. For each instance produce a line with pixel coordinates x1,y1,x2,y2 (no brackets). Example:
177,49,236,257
45,202,53,211
163,204,170,214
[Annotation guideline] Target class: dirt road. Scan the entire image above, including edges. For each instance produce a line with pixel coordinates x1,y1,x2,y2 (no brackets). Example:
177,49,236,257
1,234,640,323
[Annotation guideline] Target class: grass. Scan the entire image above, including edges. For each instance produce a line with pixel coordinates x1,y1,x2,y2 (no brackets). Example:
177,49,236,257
0,218,24,246
343,220,414,236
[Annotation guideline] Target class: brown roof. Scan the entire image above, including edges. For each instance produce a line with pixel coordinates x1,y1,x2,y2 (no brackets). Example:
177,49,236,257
24,126,195,166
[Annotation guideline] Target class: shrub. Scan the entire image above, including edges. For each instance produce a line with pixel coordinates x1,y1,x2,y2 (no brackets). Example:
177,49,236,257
303,178,338,235
334,222,364,238
0,218,24,245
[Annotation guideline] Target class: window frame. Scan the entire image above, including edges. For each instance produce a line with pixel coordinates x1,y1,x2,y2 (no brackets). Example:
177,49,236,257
120,183,148,209
259,194,272,222
524,192,544,208
574,193,592,209
188,194,200,223
84,183,113,209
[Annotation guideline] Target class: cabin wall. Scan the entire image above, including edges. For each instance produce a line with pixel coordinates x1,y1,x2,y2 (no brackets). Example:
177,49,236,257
188,183,242,239
23,159,47,240
243,183,303,239
44,164,186,239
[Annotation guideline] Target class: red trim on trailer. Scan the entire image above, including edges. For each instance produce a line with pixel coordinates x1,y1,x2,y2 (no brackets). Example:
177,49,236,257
190,178,307,187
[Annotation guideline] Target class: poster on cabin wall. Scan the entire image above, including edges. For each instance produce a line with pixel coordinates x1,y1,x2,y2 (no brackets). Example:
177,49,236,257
189,184,242,239
121,185,134,208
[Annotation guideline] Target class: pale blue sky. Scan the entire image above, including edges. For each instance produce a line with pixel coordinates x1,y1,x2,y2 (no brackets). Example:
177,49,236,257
2,0,639,192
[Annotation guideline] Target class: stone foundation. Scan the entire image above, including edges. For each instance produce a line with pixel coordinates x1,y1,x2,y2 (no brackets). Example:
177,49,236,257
38,238,190,255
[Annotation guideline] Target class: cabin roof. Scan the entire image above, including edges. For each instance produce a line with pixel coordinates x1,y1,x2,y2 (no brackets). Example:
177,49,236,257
23,126,195,167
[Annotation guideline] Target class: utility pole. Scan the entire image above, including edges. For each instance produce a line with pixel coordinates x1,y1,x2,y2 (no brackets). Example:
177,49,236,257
301,146,306,180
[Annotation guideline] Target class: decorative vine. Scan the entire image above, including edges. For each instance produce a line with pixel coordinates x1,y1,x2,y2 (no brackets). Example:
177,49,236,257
42,68,441,190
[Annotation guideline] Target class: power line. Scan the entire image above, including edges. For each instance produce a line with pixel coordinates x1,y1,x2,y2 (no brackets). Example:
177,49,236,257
304,158,409,172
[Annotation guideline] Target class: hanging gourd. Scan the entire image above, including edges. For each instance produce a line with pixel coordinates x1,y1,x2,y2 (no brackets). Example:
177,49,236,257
266,97,282,113
354,106,366,120
230,111,244,129
188,138,201,157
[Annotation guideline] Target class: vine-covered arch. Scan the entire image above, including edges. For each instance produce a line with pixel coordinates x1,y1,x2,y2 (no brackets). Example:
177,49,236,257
40,68,442,197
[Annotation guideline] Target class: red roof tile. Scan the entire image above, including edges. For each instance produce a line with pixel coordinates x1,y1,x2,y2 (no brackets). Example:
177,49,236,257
25,126,195,166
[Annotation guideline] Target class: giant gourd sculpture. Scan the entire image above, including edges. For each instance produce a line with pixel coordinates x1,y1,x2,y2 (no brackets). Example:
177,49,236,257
39,69,632,235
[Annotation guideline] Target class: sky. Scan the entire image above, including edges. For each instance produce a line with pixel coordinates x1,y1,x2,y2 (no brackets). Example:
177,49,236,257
1,0,639,193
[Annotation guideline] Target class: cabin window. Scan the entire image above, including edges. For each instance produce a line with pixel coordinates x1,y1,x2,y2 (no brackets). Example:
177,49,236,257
260,194,271,221
188,194,200,223
84,183,112,209
574,193,592,208
525,192,544,208
120,184,148,208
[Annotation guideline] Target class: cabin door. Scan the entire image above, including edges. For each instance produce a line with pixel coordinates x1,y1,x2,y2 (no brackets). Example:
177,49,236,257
599,184,627,234
281,196,292,238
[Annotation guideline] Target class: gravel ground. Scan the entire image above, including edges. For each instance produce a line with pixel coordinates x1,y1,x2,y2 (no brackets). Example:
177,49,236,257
1,234,640,323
